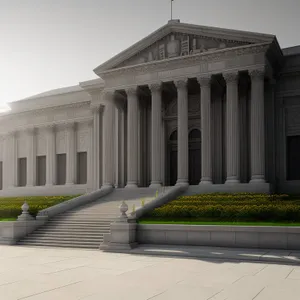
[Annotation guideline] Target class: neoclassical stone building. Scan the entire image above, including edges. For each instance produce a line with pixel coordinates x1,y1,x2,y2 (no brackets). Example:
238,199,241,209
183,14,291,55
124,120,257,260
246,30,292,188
0,20,300,195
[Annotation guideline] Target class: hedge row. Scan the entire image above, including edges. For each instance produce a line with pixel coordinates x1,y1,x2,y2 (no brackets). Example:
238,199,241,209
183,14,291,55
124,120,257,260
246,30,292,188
145,193,300,222
0,196,78,218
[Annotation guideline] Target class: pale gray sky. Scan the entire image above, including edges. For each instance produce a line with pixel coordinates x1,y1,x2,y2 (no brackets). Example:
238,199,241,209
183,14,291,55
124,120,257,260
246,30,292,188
1,0,299,105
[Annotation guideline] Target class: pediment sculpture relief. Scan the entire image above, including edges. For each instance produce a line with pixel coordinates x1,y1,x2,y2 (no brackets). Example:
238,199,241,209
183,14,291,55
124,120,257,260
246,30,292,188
116,33,250,69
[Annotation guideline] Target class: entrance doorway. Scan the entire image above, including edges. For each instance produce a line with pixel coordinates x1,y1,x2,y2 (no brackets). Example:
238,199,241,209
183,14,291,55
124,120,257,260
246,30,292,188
168,129,201,186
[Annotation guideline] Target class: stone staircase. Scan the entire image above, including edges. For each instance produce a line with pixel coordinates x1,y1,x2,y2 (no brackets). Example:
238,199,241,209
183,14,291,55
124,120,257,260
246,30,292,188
18,188,157,249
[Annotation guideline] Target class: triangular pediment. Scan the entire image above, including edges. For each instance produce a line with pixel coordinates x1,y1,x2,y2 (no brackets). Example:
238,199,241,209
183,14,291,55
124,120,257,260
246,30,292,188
94,20,276,74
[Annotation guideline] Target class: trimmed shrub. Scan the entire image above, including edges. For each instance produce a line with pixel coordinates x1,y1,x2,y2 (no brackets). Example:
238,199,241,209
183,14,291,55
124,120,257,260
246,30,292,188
0,195,79,219
144,193,300,222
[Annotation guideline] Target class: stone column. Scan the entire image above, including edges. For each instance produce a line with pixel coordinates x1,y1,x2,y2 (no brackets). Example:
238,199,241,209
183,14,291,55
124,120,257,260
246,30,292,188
45,125,56,186
198,76,212,184
102,91,115,188
125,87,139,188
92,106,100,190
224,72,240,184
4,131,17,188
249,69,266,183
26,127,36,187
175,79,189,186
87,119,93,188
66,122,76,185
149,83,162,188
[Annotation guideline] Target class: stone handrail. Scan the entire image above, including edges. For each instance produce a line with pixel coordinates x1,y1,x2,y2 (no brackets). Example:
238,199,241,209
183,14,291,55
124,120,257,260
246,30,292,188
36,186,114,221
130,185,188,220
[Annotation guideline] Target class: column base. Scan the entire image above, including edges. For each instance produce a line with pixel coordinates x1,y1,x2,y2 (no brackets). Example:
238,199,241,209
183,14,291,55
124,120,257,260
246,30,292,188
250,178,266,184
199,179,213,185
65,182,75,186
225,178,240,185
176,179,189,187
102,183,114,188
125,182,138,189
149,182,162,189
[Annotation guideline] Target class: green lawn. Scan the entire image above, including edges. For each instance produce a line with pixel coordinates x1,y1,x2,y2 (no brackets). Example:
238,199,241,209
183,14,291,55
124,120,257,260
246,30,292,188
0,195,80,219
0,218,17,222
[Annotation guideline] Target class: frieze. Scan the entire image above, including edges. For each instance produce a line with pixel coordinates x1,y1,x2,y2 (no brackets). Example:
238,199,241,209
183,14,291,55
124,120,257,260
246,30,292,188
115,32,251,69
101,43,270,82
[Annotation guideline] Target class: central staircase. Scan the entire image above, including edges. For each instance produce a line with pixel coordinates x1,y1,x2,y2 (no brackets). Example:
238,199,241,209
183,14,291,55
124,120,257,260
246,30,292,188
18,188,157,249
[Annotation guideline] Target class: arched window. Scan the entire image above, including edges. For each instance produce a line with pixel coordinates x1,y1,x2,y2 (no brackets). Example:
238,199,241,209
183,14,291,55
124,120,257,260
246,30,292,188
169,130,178,141
189,129,201,140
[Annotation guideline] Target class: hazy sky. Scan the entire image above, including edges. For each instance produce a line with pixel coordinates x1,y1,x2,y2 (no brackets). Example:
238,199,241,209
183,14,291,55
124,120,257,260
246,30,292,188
1,0,300,105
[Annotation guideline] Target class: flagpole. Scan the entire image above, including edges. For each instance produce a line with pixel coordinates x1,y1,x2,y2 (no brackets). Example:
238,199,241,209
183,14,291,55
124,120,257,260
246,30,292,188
171,0,173,20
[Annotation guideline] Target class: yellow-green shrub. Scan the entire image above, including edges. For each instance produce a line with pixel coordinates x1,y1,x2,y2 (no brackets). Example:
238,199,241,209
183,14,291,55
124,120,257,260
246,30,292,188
145,193,300,222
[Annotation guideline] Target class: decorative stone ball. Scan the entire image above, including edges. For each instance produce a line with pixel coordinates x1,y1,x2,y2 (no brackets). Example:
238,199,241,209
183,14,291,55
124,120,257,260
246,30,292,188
120,201,128,215
22,202,29,213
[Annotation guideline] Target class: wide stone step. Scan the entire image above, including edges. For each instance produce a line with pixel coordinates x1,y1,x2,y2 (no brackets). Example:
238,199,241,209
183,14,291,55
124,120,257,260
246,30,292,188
37,227,110,233
18,241,100,249
31,232,107,238
48,220,112,225
21,236,103,243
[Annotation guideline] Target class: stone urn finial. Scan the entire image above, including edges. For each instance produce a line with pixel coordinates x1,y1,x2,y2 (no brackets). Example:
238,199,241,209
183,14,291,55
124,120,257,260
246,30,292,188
18,201,34,221
119,201,128,221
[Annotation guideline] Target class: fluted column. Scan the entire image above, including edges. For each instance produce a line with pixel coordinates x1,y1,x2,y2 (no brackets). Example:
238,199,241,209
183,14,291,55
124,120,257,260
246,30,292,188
26,127,36,187
125,87,139,188
175,79,189,186
87,119,93,188
45,125,56,186
224,72,240,184
4,131,17,188
250,69,265,183
92,106,101,190
150,83,162,188
102,91,115,188
66,122,76,185
198,76,212,184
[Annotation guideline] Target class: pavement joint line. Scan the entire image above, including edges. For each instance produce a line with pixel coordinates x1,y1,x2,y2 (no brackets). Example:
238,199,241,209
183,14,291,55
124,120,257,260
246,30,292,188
285,267,295,279
253,264,269,276
43,265,87,275
252,287,265,300
17,281,82,300
146,289,168,300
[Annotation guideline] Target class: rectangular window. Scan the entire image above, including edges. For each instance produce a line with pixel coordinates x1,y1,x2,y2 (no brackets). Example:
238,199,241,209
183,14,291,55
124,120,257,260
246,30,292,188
287,135,300,180
18,158,27,187
77,152,87,184
36,156,46,186
0,161,3,190
56,154,66,185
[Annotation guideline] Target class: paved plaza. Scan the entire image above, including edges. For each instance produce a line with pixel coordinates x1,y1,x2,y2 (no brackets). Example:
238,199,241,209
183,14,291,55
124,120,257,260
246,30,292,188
1,245,300,299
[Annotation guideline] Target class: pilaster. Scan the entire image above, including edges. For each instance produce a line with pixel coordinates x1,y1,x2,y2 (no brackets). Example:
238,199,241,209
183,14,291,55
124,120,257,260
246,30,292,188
87,119,93,188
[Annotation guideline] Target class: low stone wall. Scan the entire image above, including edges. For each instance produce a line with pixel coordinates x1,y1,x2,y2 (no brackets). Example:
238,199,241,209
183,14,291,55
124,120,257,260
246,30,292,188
0,220,45,245
137,224,300,250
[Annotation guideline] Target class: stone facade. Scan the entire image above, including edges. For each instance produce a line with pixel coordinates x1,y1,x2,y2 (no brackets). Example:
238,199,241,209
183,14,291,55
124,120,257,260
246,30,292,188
0,20,300,195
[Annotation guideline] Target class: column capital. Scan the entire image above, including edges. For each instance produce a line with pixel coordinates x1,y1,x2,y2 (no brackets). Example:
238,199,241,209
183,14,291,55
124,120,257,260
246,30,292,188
125,86,138,97
149,82,162,93
25,127,36,136
197,75,211,87
64,122,76,131
44,124,56,133
249,69,265,80
174,79,188,90
223,72,239,83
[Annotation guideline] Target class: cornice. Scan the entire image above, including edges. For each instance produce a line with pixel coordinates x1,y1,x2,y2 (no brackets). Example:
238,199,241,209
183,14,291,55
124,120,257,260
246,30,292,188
99,43,270,79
